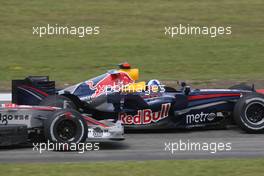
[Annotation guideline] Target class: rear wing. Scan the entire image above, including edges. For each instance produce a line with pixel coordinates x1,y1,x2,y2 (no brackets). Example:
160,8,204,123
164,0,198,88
12,76,56,105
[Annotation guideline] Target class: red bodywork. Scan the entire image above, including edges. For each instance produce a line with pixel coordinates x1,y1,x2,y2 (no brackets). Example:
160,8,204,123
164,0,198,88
86,72,134,98
257,89,264,94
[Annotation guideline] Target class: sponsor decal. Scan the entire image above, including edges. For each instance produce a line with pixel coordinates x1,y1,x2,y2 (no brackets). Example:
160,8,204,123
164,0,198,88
92,127,104,138
86,72,134,98
207,113,217,121
88,128,109,138
186,112,217,124
0,113,30,125
119,103,171,125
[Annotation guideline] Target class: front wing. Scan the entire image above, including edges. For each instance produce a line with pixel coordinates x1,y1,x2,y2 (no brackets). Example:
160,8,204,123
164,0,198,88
86,119,124,141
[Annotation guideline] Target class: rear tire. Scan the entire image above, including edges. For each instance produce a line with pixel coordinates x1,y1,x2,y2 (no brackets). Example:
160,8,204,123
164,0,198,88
40,95,76,109
44,109,87,144
234,93,264,133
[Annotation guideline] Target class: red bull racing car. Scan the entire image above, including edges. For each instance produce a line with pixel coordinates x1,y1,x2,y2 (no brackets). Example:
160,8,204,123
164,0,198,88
10,63,264,133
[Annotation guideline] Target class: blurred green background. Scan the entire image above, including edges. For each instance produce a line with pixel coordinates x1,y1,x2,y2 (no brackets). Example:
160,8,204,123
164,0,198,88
0,0,263,86
2,159,264,176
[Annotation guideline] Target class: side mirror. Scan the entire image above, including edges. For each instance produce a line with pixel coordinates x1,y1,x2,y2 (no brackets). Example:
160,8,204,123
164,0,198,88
252,84,255,91
184,86,191,95
181,82,187,87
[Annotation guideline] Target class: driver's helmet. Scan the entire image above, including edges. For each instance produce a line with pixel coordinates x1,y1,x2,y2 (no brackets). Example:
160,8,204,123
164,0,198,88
147,79,161,93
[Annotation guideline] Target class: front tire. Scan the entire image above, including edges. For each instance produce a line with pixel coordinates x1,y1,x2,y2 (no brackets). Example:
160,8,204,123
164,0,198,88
234,93,264,133
44,109,87,144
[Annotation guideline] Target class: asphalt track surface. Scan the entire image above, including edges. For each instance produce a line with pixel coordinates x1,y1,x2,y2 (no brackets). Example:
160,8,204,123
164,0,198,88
0,127,264,163
0,94,264,163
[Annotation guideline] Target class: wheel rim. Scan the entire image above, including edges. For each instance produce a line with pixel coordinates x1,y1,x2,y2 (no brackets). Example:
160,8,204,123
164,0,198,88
245,102,264,124
56,119,77,141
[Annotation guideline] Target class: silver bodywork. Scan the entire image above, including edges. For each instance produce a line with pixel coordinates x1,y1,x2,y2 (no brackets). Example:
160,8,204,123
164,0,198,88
0,104,124,141
87,120,124,141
